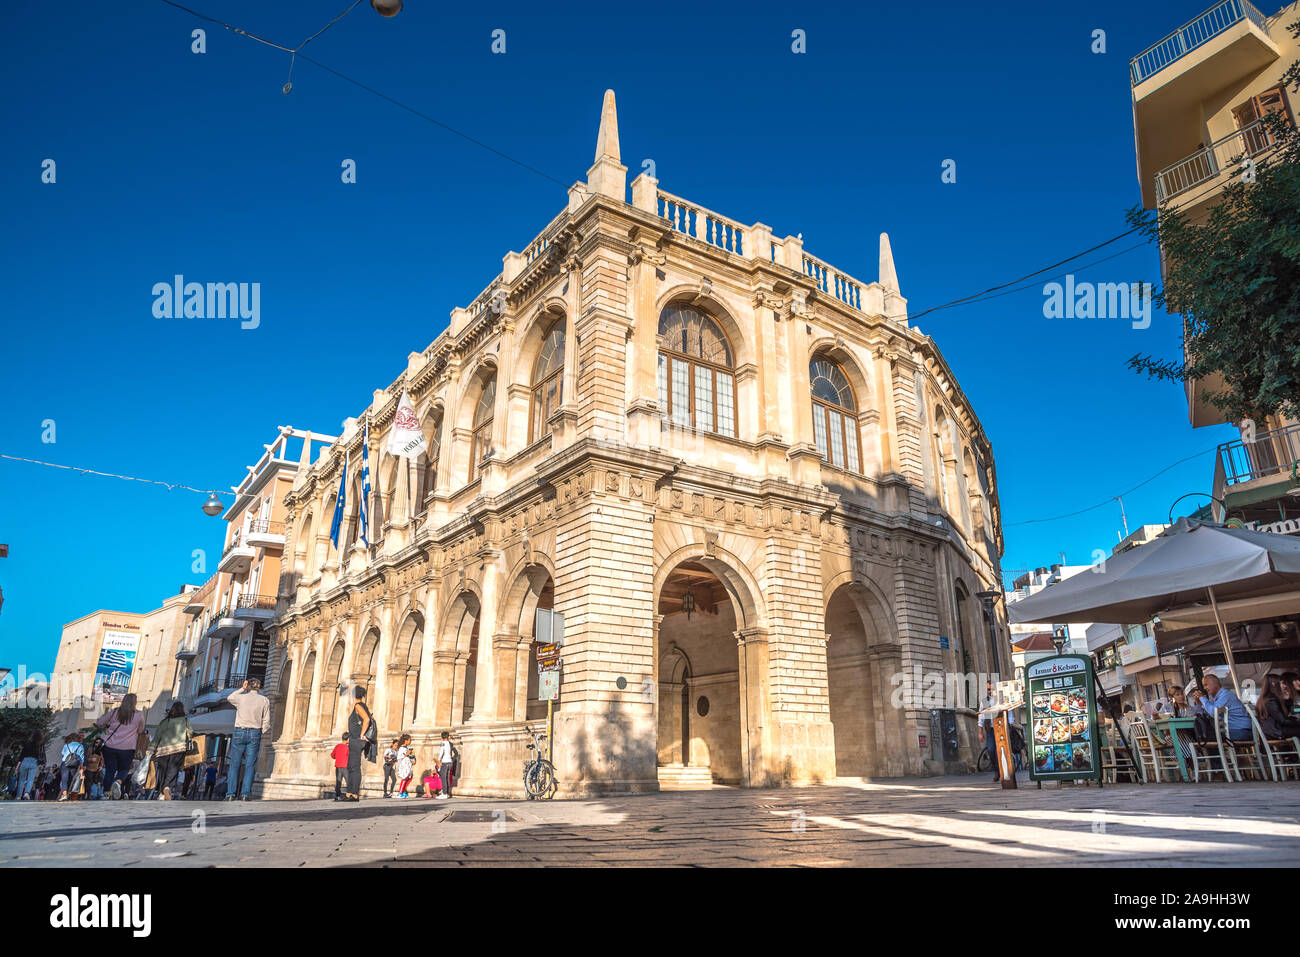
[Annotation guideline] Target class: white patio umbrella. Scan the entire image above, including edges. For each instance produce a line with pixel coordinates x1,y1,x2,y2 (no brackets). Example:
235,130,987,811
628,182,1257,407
1007,518,1300,695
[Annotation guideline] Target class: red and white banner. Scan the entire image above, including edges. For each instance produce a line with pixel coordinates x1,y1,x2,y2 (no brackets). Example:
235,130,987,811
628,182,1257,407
386,390,427,459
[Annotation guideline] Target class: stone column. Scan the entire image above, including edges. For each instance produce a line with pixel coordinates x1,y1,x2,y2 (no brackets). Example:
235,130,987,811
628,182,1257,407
467,552,502,722
492,633,524,723
303,633,326,738
736,628,773,786
414,588,440,727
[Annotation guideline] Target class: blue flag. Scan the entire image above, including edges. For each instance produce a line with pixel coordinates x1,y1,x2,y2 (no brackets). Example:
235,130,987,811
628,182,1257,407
329,450,348,549
359,422,371,549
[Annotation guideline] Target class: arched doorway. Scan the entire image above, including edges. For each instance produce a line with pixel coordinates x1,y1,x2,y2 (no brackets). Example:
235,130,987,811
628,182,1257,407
656,560,744,785
388,613,423,733
825,583,884,778
293,650,315,738
437,592,480,726
319,640,346,736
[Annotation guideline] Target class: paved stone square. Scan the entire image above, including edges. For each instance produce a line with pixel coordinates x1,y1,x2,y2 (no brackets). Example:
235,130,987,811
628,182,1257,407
3,777,1299,867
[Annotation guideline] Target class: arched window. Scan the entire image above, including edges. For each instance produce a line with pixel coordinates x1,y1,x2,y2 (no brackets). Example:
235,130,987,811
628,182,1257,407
530,321,565,444
656,305,736,437
415,411,442,515
810,358,861,473
469,376,496,482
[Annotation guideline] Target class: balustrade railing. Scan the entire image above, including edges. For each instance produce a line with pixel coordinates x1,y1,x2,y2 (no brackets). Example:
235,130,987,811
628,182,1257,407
656,190,745,256
802,253,864,310
1154,119,1277,202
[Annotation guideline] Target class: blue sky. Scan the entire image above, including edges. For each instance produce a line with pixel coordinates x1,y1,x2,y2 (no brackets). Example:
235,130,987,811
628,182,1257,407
0,0,1253,675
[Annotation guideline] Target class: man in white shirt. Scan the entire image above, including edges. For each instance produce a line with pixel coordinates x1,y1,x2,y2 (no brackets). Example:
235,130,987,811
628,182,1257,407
978,691,1000,783
225,678,271,801
438,731,455,799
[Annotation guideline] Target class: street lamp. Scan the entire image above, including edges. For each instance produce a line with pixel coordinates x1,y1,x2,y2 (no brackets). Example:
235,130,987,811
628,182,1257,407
1051,625,1069,655
201,493,224,517
976,589,1003,678
1167,492,1227,524
370,0,402,15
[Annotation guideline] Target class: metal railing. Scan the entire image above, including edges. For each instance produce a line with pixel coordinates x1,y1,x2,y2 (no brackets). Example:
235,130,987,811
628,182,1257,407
1216,422,1300,486
246,518,285,537
236,593,278,611
1130,0,1268,86
1154,119,1276,202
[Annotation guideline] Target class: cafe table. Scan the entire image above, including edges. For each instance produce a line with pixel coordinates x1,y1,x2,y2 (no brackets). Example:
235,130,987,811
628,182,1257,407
1148,716,1197,782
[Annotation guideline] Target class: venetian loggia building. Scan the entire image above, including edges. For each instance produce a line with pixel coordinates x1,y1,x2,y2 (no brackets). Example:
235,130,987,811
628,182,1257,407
261,91,1009,798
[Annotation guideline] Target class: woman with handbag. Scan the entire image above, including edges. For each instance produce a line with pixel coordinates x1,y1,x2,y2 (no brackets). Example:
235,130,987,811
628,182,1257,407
151,701,194,800
342,686,376,802
95,693,148,800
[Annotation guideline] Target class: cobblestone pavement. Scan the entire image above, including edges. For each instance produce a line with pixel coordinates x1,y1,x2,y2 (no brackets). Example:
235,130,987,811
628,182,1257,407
3,776,1299,867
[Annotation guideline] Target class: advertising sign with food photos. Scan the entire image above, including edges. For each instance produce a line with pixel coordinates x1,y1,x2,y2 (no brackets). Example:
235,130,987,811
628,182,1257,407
1026,654,1101,783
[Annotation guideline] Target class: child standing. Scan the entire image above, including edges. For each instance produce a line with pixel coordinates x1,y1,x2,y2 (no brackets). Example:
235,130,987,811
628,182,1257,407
382,739,399,798
394,734,414,798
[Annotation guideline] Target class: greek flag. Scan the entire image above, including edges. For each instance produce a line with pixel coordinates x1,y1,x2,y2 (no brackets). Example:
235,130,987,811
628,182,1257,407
359,421,371,549
329,449,348,548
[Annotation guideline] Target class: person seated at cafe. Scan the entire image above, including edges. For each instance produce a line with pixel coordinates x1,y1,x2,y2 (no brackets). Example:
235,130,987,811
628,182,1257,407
1279,672,1300,719
1257,674,1300,740
1168,686,1189,718
1194,673,1253,742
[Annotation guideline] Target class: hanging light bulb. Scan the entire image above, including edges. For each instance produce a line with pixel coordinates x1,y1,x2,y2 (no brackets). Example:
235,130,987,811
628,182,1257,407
682,590,695,620
202,493,224,517
371,0,402,16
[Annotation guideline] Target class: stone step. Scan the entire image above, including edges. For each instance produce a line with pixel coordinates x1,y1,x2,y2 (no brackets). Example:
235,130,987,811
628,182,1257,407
657,765,716,790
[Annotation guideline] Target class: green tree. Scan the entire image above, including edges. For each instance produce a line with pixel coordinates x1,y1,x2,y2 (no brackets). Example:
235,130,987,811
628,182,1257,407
1127,18,1300,424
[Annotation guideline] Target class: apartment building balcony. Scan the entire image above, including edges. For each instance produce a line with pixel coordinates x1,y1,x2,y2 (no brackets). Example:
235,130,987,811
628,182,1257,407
175,642,198,660
183,593,206,616
232,593,277,621
245,518,286,549
1153,118,1279,207
194,673,246,707
1211,421,1300,518
217,531,255,575
205,608,242,641
1131,0,1278,96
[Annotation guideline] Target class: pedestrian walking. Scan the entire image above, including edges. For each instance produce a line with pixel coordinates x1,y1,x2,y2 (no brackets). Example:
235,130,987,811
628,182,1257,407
151,701,194,800
225,678,271,801
331,734,350,800
202,762,218,800
437,731,456,799
343,686,376,802
16,731,42,800
57,733,85,802
382,739,399,797
394,734,414,798
95,694,148,800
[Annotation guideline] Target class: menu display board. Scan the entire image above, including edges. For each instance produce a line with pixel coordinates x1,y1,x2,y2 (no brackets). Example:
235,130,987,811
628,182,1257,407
1026,654,1101,783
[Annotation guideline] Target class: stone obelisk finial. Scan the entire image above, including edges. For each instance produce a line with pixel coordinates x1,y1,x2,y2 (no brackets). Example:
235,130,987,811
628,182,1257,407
586,89,627,202
879,233,908,324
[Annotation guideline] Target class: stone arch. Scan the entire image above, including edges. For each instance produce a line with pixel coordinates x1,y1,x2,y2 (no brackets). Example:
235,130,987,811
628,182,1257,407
354,627,381,695
439,591,482,723
657,643,693,767
653,543,766,631
272,656,293,743
807,336,872,407
386,611,424,733
319,638,347,736
512,302,567,385
655,552,767,786
654,286,754,368
824,579,899,778
293,648,315,738
499,558,558,722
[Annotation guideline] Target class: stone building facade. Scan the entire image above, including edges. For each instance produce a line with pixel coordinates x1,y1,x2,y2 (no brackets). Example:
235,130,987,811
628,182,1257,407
261,91,1008,799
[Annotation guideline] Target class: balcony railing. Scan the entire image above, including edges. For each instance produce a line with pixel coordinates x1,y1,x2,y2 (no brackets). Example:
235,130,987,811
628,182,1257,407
1216,422,1300,487
1154,119,1277,202
1130,0,1268,86
247,519,285,537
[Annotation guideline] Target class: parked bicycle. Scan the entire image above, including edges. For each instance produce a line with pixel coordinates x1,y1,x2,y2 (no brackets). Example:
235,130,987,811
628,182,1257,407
522,729,556,800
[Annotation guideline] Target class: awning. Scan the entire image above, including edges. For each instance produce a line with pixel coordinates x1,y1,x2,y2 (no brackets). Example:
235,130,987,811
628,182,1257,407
1156,589,1300,631
188,708,236,735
